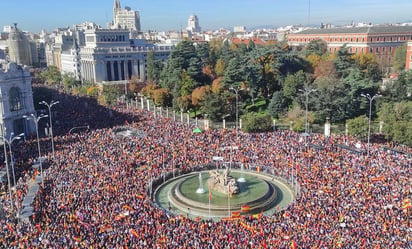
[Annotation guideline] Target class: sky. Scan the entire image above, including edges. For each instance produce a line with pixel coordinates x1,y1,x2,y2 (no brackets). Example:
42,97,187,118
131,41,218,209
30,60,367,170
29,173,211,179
1,0,412,33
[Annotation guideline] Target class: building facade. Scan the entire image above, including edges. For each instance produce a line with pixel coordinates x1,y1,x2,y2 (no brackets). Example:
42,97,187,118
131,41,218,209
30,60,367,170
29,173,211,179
79,29,174,84
287,26,412,73
405,40,412,70
7,24,32,66
0,61,35,138
60,40,81,80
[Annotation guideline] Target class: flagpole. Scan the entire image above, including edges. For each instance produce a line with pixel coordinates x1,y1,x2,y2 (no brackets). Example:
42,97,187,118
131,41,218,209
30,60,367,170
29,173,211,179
209,187,211,218
228,191,230,217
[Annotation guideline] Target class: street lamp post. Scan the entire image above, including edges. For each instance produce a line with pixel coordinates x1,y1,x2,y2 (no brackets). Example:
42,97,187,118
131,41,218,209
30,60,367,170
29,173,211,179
39,100,59,158
187,111,190,125
361,93,382,157
1,132,24,211
223,114,230,129
1,124,13,210
229,87,239,140
299,87,317,143
24,113,48,187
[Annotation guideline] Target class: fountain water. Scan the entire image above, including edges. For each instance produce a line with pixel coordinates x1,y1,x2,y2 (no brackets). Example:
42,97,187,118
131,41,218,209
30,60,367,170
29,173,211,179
237,163,246,182
196,172,205,193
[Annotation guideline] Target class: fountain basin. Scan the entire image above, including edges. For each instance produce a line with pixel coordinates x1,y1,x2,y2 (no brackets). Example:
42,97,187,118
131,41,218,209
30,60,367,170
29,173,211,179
154,170,294,218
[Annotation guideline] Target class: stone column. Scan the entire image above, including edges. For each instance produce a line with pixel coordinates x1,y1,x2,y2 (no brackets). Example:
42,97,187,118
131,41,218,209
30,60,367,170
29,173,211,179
379,121,384,134
324,118,331,137
110,61,115,81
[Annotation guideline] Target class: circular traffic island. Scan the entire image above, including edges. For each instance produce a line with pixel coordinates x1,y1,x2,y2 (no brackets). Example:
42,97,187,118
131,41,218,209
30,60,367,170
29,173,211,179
154,169,295,219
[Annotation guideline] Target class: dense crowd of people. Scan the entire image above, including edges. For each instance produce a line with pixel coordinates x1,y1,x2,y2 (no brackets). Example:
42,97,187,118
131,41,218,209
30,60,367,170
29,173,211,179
0,88,411,248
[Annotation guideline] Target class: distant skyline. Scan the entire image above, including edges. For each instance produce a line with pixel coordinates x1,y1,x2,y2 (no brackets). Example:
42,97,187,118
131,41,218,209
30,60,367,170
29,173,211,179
1,0,412,33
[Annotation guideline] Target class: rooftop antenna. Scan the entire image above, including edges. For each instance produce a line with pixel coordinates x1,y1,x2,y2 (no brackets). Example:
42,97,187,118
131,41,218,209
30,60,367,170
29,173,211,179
308,0,311,27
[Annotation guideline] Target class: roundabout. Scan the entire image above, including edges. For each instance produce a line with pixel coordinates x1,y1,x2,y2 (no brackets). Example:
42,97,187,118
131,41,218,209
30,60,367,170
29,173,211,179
154,169,295,219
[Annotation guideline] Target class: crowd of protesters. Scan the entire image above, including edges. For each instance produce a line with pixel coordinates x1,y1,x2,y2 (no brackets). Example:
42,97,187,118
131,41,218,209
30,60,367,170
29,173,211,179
0,87,411,248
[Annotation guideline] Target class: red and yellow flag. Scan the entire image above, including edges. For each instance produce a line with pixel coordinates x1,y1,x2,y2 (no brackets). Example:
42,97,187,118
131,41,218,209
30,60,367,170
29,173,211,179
291,240,297,249
241,205,250,212
232,211,241,218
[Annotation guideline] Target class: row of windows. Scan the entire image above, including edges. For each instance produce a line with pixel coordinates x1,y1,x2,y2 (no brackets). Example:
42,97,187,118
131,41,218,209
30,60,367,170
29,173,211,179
290,35,412,43
99,35,126,42
327,46,394,53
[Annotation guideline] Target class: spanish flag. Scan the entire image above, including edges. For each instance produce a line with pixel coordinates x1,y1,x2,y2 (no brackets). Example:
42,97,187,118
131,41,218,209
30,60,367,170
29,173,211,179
231,211,241,218
241,205,250,212
291,240,297,249
130,228,139,238
371,176,385,182
123,204,134,211
402,199,411,210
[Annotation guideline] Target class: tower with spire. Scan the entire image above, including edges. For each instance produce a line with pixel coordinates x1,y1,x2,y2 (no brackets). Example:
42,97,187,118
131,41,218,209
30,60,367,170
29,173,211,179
110,0,141,35
113,0,121,15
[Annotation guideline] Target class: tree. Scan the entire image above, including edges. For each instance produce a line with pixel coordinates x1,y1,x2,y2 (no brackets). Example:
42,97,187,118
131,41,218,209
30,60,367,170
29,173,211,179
61,73,80,91
222,57,244,87
180,71,196,97
101,85,120,105
211,77,224,94
153,88,172,107
314,60,338,79
334,45,355,78
393,43,407,72
347,116,368,139
146,50,164,84
141,83,160,99
352,53,381,82
283,70,310,99
286,105,306,132
41,66,62,85
267,91,288,118
200,93,226,121
312,75,348,122
304,39,328,57
378,101,412,145
306,53,321,70
192,85,211,108
241,112,273,133
383,70,412,101
128,75,145,94
215,58,226,77
187,57,202,81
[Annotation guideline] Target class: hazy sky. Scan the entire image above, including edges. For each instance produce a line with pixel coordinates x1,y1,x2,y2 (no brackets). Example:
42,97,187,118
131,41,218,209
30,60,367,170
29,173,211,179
1,0,411,33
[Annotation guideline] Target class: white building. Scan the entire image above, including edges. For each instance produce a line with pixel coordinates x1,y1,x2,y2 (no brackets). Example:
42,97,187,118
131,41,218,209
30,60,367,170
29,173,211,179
79,29,174,84
60,40,81,80
3,26,12,33
234,26,246,33
0,60,36,137
187,15,201,33
110,0,141,36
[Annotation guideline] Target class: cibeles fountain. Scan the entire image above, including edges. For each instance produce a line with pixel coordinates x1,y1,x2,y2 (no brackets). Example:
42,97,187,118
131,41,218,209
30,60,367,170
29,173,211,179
154,167,295,219
208,168,240,195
